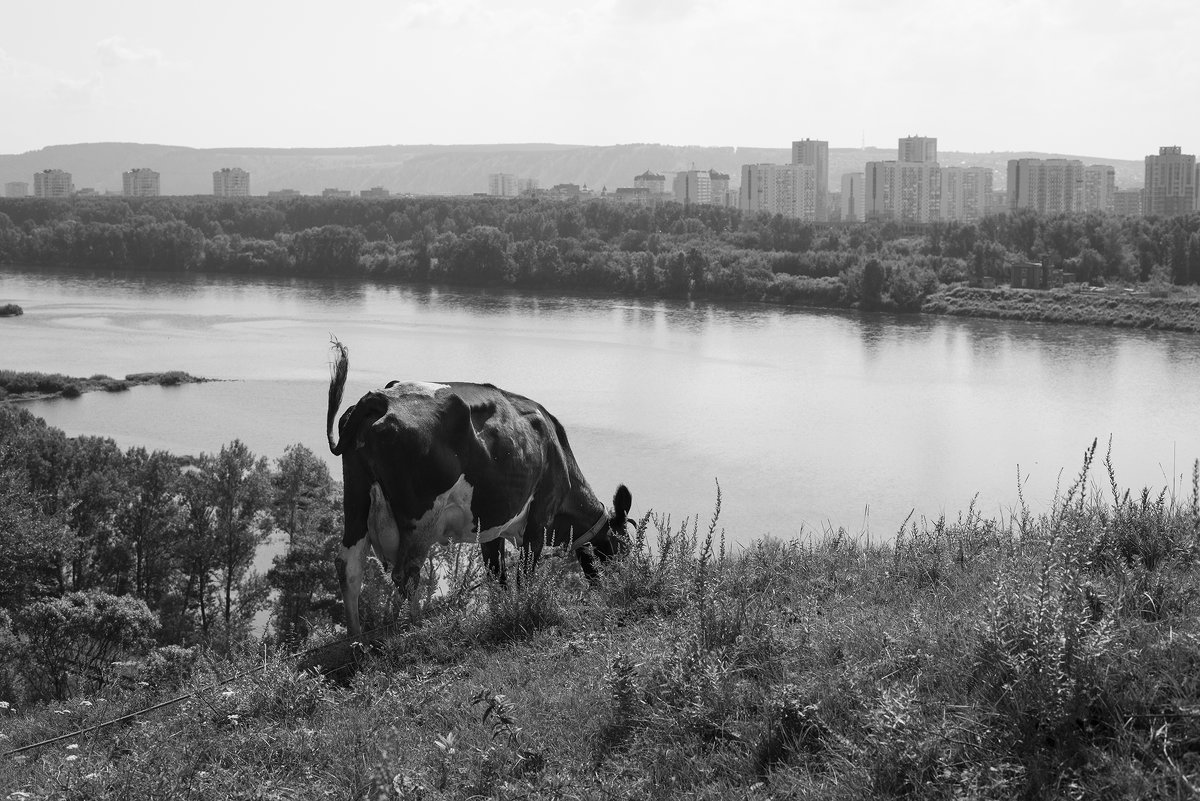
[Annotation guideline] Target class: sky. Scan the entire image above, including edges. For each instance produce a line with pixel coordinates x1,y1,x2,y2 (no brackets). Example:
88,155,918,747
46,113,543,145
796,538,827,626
1,0,1196,159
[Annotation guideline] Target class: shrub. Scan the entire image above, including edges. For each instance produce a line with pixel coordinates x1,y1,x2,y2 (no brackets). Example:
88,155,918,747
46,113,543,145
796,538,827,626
476,546,570,644
0,303,22,317
10,591,158,700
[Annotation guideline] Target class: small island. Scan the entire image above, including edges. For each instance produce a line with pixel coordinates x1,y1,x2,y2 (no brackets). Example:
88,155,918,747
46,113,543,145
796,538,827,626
0,369,208,401
0,303,23,317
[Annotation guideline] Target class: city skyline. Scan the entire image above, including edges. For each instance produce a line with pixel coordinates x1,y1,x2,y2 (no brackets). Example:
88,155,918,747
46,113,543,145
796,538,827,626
1,0,1197,160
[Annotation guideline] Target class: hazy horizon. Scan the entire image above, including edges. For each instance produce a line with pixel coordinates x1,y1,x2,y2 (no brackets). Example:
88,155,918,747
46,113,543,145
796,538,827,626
2,1,1197,162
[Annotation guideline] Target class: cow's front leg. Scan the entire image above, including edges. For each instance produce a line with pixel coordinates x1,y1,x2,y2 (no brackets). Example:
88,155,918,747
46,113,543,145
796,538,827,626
481,539,507,586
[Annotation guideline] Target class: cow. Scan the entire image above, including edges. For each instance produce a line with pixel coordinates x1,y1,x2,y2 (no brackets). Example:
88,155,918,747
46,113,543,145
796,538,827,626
326,340,632,640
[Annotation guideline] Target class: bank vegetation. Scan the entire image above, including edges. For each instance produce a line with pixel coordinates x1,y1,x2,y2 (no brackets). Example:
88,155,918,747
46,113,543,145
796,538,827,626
2,196,1200,330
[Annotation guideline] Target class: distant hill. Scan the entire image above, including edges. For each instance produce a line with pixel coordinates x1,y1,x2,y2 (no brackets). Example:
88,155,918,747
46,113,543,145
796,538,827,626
0,142,1146,197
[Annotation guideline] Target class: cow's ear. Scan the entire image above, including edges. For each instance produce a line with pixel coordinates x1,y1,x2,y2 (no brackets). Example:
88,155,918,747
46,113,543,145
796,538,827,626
613,485,632,517
439,394,486,460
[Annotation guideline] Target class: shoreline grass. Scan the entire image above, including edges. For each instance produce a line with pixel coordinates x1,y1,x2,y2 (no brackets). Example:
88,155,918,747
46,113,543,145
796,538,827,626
4,443,1200,799
0,369,209,402
923,283,1200,333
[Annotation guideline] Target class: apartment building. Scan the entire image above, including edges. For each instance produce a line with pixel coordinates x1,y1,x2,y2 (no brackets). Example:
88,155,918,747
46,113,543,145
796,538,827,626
791,139,829,221
487,173,518,197
123,168,160,197
1144,146,1197,216
673,170,712,205
1082,165,1116,213
34,169,73,198
740,163,819,220
840,173,865,222
1007,159,1084,214
940,167,992,222
213,168,251,197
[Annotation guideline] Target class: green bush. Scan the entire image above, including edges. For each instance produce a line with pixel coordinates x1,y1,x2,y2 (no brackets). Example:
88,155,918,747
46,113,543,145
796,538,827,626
10,591,158,700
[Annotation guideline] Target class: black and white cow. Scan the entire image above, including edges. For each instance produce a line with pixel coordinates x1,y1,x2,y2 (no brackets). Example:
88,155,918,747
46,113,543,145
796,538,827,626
326,341,631,639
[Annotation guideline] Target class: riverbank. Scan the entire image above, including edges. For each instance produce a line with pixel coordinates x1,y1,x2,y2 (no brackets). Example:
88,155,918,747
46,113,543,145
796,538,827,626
922,283,1200,333
4,449,1200,799
0,369,209,402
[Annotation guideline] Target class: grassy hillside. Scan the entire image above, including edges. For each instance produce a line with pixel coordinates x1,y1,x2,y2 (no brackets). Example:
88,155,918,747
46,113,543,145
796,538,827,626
4,445,1200,799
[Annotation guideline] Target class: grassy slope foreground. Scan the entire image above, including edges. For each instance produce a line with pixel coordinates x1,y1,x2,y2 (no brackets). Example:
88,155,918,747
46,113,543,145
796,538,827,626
4,447,1200,800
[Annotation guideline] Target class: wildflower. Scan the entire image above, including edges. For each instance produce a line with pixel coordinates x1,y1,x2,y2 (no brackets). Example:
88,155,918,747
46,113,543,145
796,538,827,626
79,700,93,708
137,682,149,688
221,689,236,698
8,792,33,800
53,709,71,716
66,755,78,762
84,773,100,780
66,744,78,751
227,714,240,725
0,701,9,710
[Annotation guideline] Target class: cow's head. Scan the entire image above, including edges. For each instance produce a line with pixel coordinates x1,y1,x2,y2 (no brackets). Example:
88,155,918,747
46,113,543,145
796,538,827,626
592,484,634,561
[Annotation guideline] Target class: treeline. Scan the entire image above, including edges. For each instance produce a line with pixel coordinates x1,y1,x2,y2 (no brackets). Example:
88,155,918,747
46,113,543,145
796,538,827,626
0,405,342,702
2,195,1200,311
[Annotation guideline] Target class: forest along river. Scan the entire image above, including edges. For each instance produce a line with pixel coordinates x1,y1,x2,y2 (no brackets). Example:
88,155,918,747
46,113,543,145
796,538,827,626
6,265,1200,563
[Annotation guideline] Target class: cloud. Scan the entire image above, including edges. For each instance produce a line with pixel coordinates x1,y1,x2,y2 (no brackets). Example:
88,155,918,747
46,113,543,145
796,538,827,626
610,0,702,22
54,73,103,107
95,36,163,68
388,1,479,29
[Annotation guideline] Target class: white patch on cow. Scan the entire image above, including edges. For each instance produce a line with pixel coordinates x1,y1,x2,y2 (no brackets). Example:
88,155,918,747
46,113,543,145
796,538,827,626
408,474,534,550
410,474,475,551
367,483,402,567
387,380,449,396
478,493,534,546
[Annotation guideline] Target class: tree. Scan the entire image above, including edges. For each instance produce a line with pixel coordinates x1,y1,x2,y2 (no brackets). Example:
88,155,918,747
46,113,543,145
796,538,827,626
116,448,185,608
271,443,334,545
861,259,885,310
204,441,272,652
0,467,70,609
61,436,129,593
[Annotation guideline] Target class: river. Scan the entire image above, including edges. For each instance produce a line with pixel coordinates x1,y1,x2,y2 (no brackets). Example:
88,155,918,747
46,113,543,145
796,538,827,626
5,265,1200,546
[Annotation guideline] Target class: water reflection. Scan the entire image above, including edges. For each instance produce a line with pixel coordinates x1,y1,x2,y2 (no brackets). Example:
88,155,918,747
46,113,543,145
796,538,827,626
7,264,1200,542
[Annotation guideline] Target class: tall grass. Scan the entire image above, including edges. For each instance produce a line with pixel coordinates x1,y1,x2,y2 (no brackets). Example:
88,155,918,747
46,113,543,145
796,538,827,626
6,451,1200,799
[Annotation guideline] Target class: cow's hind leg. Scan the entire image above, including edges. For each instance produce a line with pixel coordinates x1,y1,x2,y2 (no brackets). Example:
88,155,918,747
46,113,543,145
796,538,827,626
337,536,369,642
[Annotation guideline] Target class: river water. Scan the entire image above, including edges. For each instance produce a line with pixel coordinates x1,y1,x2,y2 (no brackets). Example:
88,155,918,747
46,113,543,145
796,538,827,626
4,265,1200,545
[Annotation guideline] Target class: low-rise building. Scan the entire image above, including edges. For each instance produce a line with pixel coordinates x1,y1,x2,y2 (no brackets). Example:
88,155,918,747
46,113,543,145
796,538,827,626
611,186,652,205
322,188,352,198
4,181,29,198
360,186,390,199
267,189,302,198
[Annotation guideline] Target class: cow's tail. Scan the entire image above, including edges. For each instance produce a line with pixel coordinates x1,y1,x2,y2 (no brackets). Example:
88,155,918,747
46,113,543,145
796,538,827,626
327,338,351,455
